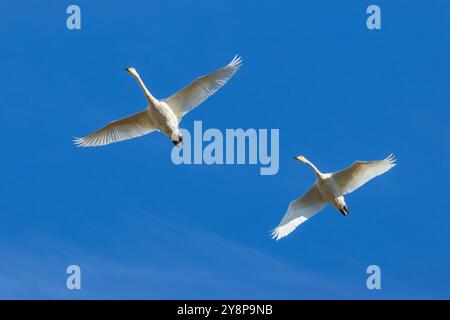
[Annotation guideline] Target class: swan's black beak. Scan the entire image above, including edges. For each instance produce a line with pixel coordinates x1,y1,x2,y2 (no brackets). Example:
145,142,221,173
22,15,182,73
124,67,130,72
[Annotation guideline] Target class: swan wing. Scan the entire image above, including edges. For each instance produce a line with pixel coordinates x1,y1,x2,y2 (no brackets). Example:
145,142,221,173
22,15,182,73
74,109,157,147
164,55,242,120
332,154,396,195
271,184,327,241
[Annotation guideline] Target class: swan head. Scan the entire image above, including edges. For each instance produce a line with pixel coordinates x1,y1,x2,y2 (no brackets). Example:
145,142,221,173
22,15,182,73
124,67,138,77
294,155,307,163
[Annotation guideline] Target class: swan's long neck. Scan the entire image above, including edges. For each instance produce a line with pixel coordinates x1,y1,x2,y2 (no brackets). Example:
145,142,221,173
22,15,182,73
304,158,323,177
133,72,158,107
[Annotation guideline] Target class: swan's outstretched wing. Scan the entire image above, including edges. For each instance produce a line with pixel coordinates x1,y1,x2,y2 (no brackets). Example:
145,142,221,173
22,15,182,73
74,109,157,147
164,55,242,120
271,185,327,241
332,154,396,196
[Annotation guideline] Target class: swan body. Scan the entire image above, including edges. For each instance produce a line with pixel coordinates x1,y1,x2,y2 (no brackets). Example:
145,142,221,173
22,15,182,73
271,154,396,240
74,56,242,147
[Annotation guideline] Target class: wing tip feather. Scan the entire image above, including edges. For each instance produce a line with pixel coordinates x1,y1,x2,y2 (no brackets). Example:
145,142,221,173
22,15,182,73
270,227,282,241
73,136,105,147
230,55,243,70
384,153,397,167
73,136,87,147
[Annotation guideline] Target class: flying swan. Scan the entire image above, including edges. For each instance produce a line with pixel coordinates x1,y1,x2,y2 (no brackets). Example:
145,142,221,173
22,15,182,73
74,56,242,147
271,154,396,240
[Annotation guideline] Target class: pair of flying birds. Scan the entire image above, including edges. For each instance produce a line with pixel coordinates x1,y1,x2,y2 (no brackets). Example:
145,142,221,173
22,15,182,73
74,56,396,240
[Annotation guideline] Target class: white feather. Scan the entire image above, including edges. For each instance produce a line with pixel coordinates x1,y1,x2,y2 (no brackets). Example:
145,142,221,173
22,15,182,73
164,55,243,120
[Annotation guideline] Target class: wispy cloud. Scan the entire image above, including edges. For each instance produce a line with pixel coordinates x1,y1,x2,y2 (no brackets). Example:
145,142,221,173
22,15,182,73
0,210,350,299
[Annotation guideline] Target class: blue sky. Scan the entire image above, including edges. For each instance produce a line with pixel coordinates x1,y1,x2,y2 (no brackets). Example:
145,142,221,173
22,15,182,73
0,0,449,299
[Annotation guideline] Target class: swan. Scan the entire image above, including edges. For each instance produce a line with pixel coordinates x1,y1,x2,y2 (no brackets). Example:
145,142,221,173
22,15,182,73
74,56,242,147
271,154,396,240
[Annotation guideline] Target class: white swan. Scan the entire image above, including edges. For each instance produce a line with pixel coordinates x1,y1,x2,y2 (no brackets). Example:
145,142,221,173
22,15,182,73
271,154,396,240
74,56,242,147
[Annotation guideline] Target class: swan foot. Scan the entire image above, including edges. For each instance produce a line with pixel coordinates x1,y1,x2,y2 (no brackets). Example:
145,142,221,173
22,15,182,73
172,136,183,147
339,206,349,216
